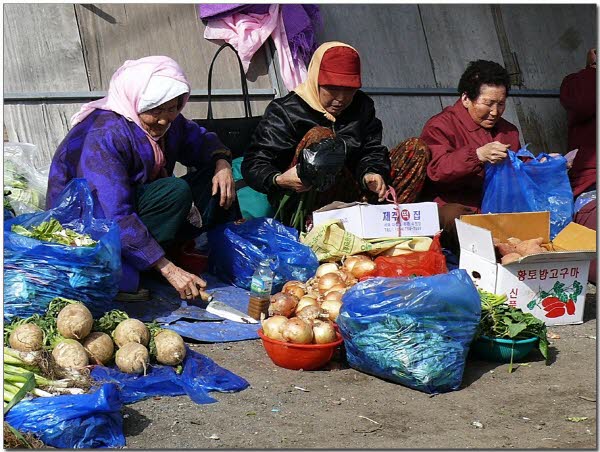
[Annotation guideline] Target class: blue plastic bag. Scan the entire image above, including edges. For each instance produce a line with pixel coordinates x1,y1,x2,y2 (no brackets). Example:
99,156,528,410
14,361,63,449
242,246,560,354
4,179,122,321
337,270,481,394
90,347,249,404
5,383,125,449
207,217,319,291
481,147,574,239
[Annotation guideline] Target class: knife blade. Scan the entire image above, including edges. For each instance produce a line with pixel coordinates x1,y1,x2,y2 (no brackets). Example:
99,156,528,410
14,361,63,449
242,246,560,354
198,290,258,324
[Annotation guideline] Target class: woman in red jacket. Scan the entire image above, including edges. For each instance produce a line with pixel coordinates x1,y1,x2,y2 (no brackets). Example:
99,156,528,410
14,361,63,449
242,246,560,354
420,60,520,253
560,48,596,284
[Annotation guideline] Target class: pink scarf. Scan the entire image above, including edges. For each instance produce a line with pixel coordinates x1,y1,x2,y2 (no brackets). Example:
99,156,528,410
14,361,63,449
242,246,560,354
203,4,307,91
71,56,191,180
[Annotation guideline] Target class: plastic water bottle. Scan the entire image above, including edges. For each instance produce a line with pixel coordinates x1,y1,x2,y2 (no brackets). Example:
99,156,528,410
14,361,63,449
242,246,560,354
248,259,274,320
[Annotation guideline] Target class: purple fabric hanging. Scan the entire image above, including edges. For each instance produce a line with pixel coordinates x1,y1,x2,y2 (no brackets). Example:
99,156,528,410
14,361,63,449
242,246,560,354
199,4,322,66
198,4,269,20
280,5,322,66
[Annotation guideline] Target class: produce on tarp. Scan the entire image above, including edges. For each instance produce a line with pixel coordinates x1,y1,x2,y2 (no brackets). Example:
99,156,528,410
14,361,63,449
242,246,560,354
56,303,93,340
8,324,44,352
152,329,187,366
112,318,150,348
82,332,115,365
52,339,89,369
115,343,150,375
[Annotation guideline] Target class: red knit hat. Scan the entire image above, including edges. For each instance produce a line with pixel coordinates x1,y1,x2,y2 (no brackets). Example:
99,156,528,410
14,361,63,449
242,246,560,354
318,46,362,88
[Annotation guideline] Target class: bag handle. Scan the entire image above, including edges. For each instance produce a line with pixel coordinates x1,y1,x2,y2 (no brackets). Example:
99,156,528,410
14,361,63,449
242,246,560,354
206,43,253,120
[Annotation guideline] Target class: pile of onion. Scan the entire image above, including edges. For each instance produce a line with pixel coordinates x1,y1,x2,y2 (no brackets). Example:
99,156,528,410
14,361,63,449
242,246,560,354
343,254,377,279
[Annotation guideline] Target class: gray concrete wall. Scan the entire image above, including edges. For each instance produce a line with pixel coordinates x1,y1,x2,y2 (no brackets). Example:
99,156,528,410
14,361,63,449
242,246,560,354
318,3,597,153
3,4,597,168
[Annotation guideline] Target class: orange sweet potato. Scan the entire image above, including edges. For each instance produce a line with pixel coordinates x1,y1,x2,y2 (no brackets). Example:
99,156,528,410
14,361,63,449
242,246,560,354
496,242,518,256
515,237,545,256
501,252,522,265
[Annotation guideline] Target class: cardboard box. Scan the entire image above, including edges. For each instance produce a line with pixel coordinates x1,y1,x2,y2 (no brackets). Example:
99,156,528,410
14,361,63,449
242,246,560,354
456,211,596,326
313,201,440,238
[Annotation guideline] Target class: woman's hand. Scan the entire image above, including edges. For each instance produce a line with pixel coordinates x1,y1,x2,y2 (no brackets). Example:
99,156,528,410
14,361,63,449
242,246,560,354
213,159,235,209
154,257,207,300
476,141,511,164
586,48,596,68
275,166,312,192
363,173,387,201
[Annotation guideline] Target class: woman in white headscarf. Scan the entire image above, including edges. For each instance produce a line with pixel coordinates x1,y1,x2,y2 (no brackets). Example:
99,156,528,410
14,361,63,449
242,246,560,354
47,56,237,301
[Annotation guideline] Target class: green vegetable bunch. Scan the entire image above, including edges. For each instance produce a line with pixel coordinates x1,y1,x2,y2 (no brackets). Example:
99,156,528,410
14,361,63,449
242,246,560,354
11,218,97,247
477,288,549,363
274,191,318,232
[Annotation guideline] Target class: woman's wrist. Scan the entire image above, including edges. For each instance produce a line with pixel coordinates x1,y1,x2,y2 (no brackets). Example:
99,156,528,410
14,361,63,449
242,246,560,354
153,256,175,275
215,158,231,170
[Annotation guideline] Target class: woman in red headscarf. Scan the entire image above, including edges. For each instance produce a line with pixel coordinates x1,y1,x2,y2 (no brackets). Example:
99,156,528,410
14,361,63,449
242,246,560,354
242,41,391,230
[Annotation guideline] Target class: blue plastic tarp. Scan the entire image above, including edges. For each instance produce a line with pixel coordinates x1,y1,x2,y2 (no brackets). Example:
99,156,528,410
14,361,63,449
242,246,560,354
91,347,249,404
5,383,125,449
101,273,260,343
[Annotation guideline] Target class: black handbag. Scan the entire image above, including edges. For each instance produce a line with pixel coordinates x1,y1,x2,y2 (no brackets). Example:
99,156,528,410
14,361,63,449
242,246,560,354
193,43,263,161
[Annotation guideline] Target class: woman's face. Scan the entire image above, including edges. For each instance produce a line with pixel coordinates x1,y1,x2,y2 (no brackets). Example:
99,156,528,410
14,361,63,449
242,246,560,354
319,85,357,117
461,84,507,129
138,97,180,138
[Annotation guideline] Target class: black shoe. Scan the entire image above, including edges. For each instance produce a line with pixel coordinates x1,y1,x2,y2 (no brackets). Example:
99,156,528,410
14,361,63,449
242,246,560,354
114,288,151,302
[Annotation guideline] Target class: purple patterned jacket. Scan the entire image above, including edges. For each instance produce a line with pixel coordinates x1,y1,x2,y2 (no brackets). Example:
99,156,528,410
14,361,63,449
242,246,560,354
46,110,229,291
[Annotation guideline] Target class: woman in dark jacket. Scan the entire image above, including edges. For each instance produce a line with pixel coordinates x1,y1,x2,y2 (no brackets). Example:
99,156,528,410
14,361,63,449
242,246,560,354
242,41,391,230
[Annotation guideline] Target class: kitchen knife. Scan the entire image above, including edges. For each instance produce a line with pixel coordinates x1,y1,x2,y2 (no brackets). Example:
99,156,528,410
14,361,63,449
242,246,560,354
198,290,259,324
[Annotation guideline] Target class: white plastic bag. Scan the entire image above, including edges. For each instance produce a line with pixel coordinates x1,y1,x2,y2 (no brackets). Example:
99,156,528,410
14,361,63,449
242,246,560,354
4,142,49,215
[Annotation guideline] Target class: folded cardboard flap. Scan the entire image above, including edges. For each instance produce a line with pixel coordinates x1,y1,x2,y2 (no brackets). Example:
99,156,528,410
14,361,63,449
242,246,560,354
459,211,550,243
314,201,363,213
551,222,597,252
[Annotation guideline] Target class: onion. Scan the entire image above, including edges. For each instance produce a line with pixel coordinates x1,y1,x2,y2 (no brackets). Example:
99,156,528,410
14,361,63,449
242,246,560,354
282,281,306,300
343,254,371,273
315,263,339,278
261,315,288,341
296,305,324,324
296,296,318,313
323,290,344,302
268,293,298,318
350,259,377,279
318,273,343,294
312,320,337,344
281,318,313,344
321,299,343,322
326,283,346,294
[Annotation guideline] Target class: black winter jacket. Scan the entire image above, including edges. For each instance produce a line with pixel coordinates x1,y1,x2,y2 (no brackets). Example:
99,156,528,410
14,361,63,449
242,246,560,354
241,90,390,196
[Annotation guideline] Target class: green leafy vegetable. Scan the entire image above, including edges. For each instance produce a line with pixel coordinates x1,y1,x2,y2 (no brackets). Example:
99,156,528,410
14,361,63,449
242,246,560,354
477,288,549,363
92,310,130,335
11,218,97,247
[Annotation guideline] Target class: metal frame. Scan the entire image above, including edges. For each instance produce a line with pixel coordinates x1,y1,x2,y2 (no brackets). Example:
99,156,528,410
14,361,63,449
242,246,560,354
3,86,559,103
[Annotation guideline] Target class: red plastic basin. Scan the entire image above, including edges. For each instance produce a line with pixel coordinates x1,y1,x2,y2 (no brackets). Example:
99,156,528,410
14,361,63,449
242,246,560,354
258,328,344,371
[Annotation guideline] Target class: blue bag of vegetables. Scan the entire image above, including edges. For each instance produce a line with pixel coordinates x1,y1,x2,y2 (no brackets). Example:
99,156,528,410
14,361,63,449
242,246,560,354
4,179,121,321
337,269,481,394
207,217,319,291
481,146,573,239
